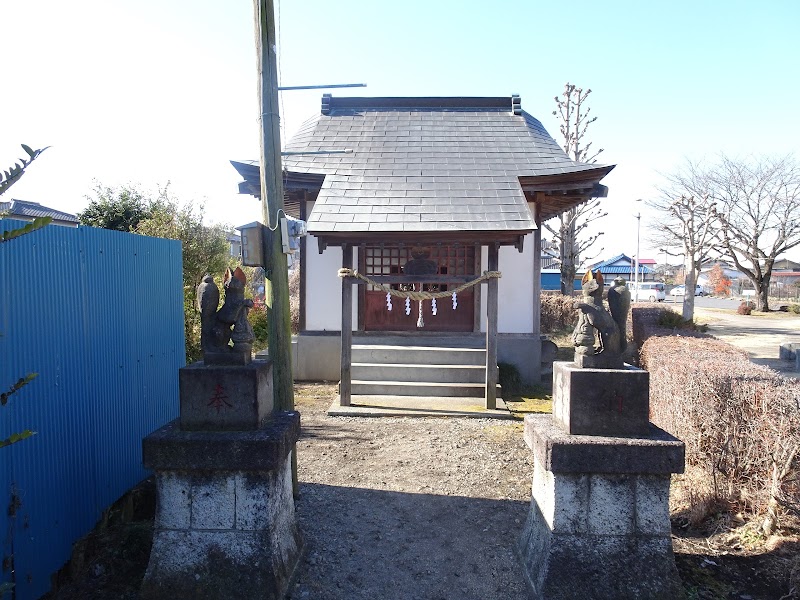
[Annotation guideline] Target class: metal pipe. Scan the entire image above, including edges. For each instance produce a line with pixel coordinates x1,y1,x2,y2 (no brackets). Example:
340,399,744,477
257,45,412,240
634,213,641,301
281,149,353,155
277,83,367,91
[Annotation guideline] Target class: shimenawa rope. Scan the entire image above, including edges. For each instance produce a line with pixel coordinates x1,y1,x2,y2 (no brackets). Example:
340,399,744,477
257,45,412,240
337,268,501,301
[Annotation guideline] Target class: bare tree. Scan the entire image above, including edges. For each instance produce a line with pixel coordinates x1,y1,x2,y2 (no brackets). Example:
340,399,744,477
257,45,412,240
709,154,800,311
650,159,719,320
543,83,606,295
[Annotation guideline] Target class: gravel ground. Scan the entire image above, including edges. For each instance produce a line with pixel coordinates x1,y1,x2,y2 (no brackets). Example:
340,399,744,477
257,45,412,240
44,380,798,599
289,384,535,600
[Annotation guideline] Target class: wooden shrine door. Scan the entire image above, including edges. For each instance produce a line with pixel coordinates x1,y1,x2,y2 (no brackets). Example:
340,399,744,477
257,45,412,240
363,244,476,332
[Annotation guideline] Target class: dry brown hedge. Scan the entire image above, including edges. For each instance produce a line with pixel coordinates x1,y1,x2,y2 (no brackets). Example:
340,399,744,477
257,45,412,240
633,306,800,532
540,293,578,333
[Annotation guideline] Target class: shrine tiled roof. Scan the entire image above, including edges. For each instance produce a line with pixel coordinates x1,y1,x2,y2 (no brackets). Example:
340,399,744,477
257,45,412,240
278,96,612,237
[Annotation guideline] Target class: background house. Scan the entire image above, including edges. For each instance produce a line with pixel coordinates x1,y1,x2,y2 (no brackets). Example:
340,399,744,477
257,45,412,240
0,199,78,227
586,254,655,283
227,231,242,258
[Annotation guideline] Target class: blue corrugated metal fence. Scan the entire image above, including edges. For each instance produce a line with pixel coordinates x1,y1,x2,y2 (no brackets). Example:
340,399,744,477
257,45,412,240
0,220,184,599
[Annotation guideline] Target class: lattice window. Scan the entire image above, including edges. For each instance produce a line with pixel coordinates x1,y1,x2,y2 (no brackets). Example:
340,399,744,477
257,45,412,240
364,245,475,291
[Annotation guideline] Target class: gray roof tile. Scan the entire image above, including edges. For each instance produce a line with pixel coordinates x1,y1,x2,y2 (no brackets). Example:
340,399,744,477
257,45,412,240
1,200,78,223
282,96,608,236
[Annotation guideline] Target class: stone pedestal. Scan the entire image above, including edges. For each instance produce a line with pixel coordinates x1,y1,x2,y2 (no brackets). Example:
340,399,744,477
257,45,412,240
179,359,273,431
553,361,649,437
143,353,299,599
518,414,685,599
140,411,302,600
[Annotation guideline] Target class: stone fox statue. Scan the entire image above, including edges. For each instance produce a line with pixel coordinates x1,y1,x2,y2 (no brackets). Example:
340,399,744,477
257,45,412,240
572,269,628,368
607,276,631,355
197,267,254,359
197,274,220,353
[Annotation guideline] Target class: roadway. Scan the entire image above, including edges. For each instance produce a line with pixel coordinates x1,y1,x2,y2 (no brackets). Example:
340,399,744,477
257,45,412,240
678,299,800,378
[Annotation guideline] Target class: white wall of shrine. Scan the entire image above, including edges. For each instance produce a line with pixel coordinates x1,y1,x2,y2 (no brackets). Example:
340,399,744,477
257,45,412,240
304,234,358,331
304,232,536,335
478,233,535,334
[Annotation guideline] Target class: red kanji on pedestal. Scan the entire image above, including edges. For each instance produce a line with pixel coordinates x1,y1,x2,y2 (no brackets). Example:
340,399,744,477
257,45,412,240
207,383,233,412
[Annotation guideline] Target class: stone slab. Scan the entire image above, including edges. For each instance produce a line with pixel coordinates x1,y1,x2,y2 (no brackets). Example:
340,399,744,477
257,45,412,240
289,332,547,386
143,411,299,472
779,342,799,361
179,359,273,431
328,395,513,419
553,361,650,437
573,352,623,369
203,349,252,366
524,413,685,475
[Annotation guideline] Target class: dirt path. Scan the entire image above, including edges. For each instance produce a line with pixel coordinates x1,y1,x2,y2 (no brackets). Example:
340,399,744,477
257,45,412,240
693,307,800,377
290,384,535,600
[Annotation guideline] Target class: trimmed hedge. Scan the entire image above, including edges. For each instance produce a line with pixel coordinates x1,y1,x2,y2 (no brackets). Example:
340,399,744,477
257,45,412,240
540,293,578,333
633,306,800,532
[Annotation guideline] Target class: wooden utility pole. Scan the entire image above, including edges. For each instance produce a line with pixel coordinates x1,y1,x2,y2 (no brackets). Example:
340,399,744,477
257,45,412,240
485,243,499,410
339,244,353,406
253,0,294,414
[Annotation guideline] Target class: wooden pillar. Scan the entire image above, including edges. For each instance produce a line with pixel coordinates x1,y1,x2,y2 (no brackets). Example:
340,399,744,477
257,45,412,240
532,195,543,335
357,244,366,331
485,242,499,409
340,244,353,406
298,191,307,332
473,243,482,333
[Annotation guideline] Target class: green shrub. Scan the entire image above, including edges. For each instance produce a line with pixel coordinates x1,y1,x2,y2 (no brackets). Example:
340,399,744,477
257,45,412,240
248,304,269,352
657,310,687,329
788,304,800,314
656,308,708,332
289,266,300,334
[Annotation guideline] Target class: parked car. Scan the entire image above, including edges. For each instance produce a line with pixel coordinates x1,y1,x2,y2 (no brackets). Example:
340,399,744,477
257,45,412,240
629,281,666,302
670,284,704,297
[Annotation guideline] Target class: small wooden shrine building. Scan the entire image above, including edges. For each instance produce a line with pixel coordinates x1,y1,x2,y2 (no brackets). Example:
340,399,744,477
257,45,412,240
232,95,613,407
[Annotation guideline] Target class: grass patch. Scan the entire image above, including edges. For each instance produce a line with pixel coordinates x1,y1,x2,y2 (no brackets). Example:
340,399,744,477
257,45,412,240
505,384,552,420
294,382,337,408
657,310,709,332
481,421,524,441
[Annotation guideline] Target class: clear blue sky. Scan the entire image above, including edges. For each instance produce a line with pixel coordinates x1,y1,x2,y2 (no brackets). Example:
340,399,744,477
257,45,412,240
3,0,799,262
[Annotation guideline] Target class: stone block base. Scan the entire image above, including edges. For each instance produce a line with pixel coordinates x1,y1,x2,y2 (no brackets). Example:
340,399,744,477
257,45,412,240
140,413,301,600
518,414,685,599
553,361,650,436
142,528,299,599
179,359,273,431
779,342,799,361
779,342,800,371
519,508,683,600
